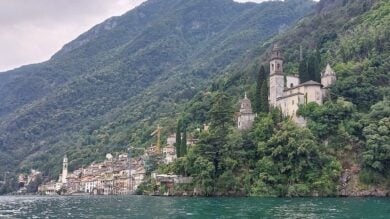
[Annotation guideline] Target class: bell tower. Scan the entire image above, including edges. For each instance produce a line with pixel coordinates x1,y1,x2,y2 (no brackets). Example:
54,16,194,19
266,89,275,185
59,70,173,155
62,155,68,184
269,44,285,107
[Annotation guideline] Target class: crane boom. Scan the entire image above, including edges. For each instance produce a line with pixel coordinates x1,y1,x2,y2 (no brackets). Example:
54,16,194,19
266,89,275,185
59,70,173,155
151,124,161,154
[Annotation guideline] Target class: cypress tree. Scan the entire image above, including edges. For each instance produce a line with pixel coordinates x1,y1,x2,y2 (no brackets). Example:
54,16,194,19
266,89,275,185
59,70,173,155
307,55,321,82
181,126,187,156
255,65,267,113
175,120,182,157
260,80,269,113
299,60,310,83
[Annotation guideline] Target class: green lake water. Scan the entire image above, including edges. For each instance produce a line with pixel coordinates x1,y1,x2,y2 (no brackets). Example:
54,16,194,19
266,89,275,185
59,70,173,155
0,196,389,218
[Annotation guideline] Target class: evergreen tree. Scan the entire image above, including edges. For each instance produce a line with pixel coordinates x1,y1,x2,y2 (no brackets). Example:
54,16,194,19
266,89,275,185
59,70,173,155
200,92,234,177
307,54,321,82
299,60,310,83
181,126,187,156
175,120,182,157
259,80,269,113
255,66,267,113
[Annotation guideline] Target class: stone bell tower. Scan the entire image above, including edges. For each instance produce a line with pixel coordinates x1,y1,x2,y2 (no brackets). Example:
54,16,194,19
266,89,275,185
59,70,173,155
62,155,68,184
269,44,285,107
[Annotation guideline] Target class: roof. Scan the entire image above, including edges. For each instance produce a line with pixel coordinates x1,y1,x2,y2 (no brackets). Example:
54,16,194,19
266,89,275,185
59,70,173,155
239,92,254,114
322,64,336,77
277,92,304,100
284,80,322,91
300,80,322,86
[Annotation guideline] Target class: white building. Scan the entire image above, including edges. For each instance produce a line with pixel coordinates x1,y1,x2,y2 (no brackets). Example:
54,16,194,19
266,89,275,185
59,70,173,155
61,155,68,184
268,44,336,124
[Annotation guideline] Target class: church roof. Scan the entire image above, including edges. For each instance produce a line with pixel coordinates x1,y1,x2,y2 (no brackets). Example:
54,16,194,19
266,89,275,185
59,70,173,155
277,92,304,100
284,80,322,91
239,92,253,114
322,64,336,76
300,80,322,86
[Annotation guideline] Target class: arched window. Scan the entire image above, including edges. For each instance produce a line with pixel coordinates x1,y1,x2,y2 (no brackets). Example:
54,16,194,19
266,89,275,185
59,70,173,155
277,63,280,70
290,83,293,88
272,64,274,71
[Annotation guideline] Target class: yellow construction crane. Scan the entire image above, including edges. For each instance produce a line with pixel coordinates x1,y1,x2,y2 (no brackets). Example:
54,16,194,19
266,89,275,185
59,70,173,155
151,124,162,154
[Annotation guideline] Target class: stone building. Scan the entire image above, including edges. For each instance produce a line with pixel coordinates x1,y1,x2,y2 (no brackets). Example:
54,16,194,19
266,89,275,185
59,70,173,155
237,93,256,131
61,155,68,184
268,44,337,124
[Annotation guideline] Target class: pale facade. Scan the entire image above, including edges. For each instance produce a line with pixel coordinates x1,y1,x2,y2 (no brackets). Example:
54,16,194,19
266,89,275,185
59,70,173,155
237,93,256,131
268,44,336,124
61,155,68,184
163,144,176,164
39,153,146,195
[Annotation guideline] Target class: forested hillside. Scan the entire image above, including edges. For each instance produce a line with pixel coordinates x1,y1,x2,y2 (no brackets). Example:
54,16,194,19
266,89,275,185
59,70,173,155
0,0,315,190
153,0,390,196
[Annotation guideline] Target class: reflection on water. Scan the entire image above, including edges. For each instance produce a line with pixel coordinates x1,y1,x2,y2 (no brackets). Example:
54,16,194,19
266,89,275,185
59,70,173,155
0,196,389,218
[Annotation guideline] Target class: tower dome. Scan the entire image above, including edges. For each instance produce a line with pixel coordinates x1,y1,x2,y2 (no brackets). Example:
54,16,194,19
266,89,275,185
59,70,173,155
322,64,336,77
240,92,253,114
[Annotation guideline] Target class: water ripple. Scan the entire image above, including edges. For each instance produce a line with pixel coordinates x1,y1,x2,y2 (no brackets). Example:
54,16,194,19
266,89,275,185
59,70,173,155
0,196,389,218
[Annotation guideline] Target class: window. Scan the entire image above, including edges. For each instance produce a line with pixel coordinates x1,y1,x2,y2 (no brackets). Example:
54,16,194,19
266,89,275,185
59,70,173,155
277,63,280,70
290,83,293,88
272,64,274,71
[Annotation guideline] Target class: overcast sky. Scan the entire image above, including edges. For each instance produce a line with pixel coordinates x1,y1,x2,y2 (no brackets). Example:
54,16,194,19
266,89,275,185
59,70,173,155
0,0,271,72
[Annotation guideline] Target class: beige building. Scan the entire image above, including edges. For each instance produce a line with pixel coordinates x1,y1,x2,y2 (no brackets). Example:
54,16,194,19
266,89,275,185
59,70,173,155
39,153,146,195
38,181,57,195
268,44,336,124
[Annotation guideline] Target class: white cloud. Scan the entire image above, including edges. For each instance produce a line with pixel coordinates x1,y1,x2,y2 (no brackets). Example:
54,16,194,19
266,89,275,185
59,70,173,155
0,0,145,72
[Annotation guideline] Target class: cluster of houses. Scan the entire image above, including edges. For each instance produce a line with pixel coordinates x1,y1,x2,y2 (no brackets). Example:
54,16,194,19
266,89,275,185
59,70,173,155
36,131,196,196
38,153,145,195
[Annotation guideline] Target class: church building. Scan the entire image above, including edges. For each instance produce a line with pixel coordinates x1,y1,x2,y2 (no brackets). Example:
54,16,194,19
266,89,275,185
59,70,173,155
268,44,336,124
237,93,256,131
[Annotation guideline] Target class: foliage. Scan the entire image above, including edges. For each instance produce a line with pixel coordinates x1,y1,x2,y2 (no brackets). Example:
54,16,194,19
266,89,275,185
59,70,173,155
298,98,356,140
362,99,390,176
154,0,390,196
251,121,341,197
254,65,269,113
0,0,315,185
307,53,321,82
299,60,310,83
175,119,182,158
27,176,43,193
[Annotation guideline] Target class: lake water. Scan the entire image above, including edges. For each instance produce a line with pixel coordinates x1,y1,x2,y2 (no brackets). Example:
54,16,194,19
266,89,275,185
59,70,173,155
0,196,389,218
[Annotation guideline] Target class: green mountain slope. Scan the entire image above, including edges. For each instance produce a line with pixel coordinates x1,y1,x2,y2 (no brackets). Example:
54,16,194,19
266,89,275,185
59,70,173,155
173,0,390,196
0,0,315,181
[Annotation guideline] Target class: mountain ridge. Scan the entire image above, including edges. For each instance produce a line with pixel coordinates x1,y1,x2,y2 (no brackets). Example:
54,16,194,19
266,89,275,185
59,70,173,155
0,0,315,182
